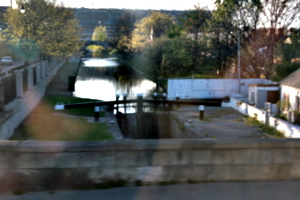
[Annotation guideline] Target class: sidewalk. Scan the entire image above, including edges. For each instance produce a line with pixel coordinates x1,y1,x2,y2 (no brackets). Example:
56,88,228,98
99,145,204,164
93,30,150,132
1,180,300,200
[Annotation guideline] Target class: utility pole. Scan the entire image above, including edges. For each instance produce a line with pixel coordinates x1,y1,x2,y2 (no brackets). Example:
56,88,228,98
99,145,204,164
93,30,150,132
237,30,241,94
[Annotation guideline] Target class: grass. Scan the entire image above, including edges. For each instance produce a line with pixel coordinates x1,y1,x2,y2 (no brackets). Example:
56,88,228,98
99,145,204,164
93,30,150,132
11,95,113,141
244,117,285,138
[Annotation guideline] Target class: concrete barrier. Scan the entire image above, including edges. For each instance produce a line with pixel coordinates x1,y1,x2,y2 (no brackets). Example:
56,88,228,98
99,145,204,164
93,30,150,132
1,139,300,193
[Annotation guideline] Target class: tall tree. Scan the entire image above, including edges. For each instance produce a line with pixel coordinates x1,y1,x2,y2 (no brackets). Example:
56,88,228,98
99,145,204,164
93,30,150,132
272,28,300,81
213,0,263,77
213,0,300,78
92,26,107,41
1,0,82,62
180,4,212,70
113,10,140,59
260,0,300,78
130,11,174,51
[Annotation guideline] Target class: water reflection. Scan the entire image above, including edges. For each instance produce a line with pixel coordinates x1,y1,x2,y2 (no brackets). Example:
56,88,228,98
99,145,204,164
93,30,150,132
74,57,156,105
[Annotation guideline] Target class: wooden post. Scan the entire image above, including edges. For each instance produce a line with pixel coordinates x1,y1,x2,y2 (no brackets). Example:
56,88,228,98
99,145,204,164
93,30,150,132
163,93,167,112
153,92,157,112
199,105,204,120
94,106,100,122
116,94,120,113
137,93,143,114
123,93,127,114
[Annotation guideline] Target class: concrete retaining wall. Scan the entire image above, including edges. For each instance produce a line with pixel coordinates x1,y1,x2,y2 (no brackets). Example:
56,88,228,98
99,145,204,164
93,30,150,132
1,139,300,193
167,79,275,100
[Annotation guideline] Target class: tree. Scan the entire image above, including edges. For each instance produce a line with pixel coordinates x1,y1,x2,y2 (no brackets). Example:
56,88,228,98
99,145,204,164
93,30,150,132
260,0,300,78
180,4,211,41
1,0,82,62
213,0,300,78
92,25,107,41
212,0,264,77
180,4,212,70
113,10,139,59
130,11,174,51
272,29,300,81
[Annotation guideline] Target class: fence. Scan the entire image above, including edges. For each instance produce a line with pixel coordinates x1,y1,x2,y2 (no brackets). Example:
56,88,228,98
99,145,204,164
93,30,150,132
0,59,64,139
229,97,300,138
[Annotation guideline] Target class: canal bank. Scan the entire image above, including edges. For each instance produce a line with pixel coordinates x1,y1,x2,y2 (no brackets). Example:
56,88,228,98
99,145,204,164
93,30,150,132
12,58,123,140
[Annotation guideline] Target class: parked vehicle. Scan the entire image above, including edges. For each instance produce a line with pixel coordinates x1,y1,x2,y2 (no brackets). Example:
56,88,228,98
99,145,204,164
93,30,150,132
0,56,13,65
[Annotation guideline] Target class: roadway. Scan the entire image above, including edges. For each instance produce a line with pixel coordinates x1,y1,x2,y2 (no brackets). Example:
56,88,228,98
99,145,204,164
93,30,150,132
1,181,300,200
0,60,24,75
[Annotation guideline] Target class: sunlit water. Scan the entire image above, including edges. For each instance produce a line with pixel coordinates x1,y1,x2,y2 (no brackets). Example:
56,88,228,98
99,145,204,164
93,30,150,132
73,58,157,113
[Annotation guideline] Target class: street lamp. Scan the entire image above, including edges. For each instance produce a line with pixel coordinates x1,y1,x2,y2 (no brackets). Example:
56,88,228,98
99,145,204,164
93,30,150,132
20,5,29,66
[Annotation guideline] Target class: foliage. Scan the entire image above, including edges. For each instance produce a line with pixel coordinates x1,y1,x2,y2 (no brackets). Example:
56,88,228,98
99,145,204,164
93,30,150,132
271,29,300,81
113,10,143,59
130,36,196,78
1,0,82,61
245,116,285,138
92,25,107,41
276,98,291,115
180,4,211,41
180,4,213,70
212,0,300,79
130,11,174,51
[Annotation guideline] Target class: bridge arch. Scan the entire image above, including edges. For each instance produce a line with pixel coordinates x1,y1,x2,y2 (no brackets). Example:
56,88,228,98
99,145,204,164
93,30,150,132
80,40,115,51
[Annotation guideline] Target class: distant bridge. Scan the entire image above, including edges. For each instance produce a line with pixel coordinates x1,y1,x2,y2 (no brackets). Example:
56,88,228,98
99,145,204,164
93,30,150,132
80,40,115,51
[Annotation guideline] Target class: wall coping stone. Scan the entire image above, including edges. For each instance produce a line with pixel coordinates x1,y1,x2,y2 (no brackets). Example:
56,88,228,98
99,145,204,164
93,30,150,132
1,139,300,153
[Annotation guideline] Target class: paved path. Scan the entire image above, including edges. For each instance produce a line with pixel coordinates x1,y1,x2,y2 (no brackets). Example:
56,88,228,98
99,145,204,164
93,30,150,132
1,181,300,200
172,105,264,139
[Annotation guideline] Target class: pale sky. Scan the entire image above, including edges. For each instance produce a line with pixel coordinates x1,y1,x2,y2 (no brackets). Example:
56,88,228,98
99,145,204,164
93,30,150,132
0,0,216,10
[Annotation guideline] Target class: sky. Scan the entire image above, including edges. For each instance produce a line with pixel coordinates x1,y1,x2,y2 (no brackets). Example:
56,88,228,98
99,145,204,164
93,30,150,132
0,0,216,10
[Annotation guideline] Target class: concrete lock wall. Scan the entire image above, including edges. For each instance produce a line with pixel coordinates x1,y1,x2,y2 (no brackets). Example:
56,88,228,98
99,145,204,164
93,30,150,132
1,139,300,193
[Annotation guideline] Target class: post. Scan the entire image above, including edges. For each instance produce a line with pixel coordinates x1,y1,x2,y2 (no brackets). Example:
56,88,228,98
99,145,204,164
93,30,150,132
176,93,179,109
153,92,157,112
137,93,143,114
94,106,100,122
137,93,143,139
115,94,120,113
163,93,167,112
237,30,241,93
14,69,24,98
199,105,204,120
123,93,127,114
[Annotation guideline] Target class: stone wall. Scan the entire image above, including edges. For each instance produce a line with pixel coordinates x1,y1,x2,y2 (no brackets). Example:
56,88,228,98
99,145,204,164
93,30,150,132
1,139,300,193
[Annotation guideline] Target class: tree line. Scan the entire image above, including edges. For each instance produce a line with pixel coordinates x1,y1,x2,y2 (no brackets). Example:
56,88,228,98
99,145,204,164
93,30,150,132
110,0,300,81
0,0,82,64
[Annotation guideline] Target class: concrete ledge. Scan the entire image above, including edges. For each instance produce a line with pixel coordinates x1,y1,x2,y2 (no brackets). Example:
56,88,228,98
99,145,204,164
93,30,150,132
1,139,300,193
7,139,300,152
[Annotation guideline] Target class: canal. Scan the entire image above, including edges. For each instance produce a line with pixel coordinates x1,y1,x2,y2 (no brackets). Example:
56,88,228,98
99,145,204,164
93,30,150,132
73,57,157,102
72,57,170,139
